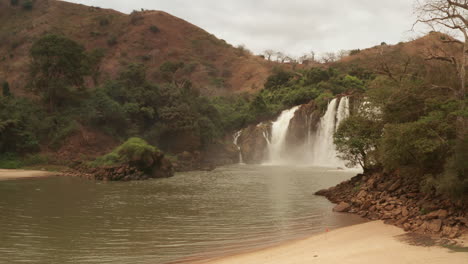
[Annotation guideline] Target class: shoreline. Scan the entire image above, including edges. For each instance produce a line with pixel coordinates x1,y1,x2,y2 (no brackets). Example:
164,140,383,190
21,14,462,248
203,220,467,264
0,169,60,181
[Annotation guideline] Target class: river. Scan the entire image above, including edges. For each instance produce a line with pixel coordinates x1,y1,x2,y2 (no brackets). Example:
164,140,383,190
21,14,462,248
0,165,364,264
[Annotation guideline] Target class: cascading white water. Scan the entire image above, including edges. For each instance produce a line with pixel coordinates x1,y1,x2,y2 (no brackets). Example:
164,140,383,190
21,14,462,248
265,106,300,164
308,97,349,168
336,97,350,125
233,130,244,164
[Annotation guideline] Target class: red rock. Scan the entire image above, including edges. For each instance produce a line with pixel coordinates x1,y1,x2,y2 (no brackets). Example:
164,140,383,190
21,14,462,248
428,219,442,233
402,206,409,217
333,202,351,212
396,216,409,226
388,180,401,192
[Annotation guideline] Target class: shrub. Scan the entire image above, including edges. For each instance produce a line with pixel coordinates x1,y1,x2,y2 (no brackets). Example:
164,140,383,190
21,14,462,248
350,49,361,56
107,36,118,46
149,25,160,33
130,12,144,25
2,81,11,97
91,138,160,170
10,0,19,6
99,17,110,26
22,153,50,166
22,0,33,10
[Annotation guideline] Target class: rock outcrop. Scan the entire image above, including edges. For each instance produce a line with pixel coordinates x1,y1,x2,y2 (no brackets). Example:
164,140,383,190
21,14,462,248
237,122,271,164
69,152,174,181
285,101,321,151
316,172,467,238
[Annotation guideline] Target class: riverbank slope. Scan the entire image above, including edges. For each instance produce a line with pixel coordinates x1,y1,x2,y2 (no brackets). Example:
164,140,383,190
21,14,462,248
0,169,60,180
204,221,467,264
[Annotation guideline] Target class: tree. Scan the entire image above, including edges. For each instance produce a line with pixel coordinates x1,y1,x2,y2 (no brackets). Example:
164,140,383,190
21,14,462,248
415,0,467,180
29,34,88,111
264,49,275,61
321,52,337,63
334,115,383,172
86,48,105,86
276,51,286,63
415,0,466,141
2,82,11,97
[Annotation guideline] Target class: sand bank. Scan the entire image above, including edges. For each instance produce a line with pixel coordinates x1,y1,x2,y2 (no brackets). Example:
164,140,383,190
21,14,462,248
0,169,59,180
205,221,467,264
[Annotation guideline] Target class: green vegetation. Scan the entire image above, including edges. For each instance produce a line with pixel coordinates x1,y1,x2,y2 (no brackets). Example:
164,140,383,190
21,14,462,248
29,34,89,111
91,137,159,171
1,33,371,170
251,67,366,121
334,115,382,172
2,81,11,97
22,0,33,10
333,49,467,199
10,0,19,6
107,36,118,46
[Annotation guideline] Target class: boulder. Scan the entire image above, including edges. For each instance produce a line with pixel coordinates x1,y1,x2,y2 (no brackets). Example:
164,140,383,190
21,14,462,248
333,202,351,212
237,122,271,164
426,209,449,220
402,206,409,217
428,219,442,233
388,180,401,192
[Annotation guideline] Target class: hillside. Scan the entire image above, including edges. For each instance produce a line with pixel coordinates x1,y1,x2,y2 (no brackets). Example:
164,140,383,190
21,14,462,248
0,0,271,96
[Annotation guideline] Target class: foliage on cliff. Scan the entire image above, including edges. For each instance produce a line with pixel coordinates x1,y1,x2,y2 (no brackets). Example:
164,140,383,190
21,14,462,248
332,34,467,198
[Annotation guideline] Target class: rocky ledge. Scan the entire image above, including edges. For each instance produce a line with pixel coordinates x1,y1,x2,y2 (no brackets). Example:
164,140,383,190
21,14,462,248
315,172,467,238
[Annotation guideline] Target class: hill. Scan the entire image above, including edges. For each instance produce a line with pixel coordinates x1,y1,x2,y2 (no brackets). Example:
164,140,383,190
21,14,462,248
0,0,271,96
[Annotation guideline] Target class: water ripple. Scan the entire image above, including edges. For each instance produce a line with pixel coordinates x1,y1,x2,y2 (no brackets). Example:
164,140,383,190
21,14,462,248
0,165,364,264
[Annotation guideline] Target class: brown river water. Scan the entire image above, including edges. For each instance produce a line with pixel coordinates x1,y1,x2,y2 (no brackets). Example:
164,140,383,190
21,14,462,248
0,165,365,264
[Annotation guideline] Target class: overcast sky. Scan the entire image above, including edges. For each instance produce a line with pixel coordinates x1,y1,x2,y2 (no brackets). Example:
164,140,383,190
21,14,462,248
65,0,425,57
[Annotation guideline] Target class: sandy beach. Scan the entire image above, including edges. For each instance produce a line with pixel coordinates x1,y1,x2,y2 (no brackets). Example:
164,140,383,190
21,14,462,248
205,221,467,264
0,169,60,180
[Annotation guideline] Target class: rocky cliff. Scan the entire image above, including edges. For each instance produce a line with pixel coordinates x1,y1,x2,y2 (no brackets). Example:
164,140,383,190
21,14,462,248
237,122,271,164
285,101,321,152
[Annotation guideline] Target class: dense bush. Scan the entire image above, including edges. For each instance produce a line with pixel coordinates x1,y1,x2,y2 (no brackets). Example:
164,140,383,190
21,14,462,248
91,137,159,170
333,49,466,198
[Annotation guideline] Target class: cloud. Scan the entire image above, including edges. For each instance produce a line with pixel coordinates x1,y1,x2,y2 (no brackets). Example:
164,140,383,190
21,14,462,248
64,0,420,57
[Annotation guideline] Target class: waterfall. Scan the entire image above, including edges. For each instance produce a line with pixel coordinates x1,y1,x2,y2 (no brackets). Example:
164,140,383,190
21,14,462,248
308,97,349,168
265,106,300,164
239,96,351,168
233,130,244,164
336,97,350,125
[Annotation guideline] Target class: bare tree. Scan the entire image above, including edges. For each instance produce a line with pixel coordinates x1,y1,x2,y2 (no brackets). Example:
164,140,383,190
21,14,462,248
415,0,467,140
276,51,286,63
309,51,316,62
337,50,351,60
263,49,275,61
321,52,337,63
